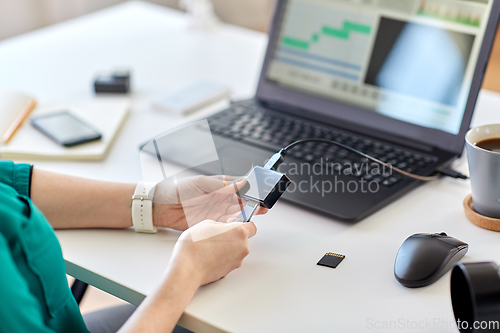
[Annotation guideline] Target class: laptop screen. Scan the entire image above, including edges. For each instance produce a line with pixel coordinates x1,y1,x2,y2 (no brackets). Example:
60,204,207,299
266,0,494,135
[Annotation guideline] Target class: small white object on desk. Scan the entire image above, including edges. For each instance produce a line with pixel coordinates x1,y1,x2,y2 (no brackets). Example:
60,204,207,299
179,0,219,29
152,80,231,116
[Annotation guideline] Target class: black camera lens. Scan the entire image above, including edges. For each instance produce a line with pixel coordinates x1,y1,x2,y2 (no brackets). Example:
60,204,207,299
450,262,500,333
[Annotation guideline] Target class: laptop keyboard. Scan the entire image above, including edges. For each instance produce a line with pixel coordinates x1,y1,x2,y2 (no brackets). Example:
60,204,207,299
207,100,438,187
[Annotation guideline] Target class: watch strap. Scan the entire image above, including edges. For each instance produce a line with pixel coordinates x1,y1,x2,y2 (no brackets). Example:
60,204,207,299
132,182,157,233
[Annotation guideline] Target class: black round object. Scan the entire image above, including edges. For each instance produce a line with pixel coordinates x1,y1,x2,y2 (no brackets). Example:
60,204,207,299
450,262,500,333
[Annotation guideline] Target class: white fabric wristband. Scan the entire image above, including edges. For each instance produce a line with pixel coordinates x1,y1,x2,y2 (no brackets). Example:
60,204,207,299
132,182,157,234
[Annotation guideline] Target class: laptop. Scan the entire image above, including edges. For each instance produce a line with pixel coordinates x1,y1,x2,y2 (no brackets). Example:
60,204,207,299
148,0,500,222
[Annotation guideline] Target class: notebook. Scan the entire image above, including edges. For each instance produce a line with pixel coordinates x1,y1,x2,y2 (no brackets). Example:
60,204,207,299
0,95,129,161
0,92,36,142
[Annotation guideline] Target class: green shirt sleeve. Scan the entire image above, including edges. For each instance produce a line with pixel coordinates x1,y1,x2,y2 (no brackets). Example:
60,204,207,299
0,160,32,197
0,234,55,333
0,161,89,333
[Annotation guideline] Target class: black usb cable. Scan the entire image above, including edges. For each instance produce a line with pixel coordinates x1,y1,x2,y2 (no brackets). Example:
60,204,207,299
236,138,468,223
266,138,468,181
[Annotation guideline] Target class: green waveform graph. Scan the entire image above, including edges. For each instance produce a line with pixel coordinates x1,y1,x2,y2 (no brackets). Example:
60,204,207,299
282,21,372,50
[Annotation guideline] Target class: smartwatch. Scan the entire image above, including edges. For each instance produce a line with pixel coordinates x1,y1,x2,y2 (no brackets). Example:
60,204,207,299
132,182,157,233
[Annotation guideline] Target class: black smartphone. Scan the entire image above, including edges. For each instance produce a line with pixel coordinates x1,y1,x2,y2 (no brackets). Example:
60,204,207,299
30,111,102,147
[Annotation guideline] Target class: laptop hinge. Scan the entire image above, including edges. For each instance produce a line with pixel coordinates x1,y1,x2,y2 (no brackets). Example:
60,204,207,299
258,99,439,154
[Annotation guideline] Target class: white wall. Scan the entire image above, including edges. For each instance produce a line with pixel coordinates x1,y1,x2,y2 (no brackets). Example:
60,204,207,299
0,0,274,40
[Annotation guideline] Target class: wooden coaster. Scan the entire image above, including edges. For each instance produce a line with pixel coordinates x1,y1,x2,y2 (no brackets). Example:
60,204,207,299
463,194,500,232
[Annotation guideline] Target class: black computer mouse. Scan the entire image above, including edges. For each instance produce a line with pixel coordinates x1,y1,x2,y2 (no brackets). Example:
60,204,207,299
394,233,468,288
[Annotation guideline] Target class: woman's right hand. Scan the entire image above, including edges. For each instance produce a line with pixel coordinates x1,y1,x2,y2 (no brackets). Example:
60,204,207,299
167,220,257,286
118,220,257,333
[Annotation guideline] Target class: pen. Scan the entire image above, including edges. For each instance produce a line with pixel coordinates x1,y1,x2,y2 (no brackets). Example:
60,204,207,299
2,98,37,144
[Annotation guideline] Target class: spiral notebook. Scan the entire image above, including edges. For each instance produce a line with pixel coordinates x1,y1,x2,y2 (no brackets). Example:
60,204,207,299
0,94,129,161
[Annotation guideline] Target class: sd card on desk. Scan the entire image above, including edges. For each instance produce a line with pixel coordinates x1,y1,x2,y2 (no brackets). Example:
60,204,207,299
317,252,345,269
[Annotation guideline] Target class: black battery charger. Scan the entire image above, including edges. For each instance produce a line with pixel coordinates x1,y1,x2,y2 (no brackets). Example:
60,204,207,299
94,70,131,94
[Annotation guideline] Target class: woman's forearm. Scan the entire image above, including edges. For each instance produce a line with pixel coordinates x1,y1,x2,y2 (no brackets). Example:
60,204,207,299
31,169,135,230
117,264,200,333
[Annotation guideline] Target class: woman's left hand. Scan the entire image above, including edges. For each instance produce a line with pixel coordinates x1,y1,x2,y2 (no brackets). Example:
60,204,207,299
152,175,267,231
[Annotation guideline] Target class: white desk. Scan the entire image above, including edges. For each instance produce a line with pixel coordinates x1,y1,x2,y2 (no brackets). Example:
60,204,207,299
2,2,500,332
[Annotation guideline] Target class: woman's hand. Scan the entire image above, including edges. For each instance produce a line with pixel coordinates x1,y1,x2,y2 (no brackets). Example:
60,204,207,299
167,219,257,286
118,220,257,333
152,175,267,231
